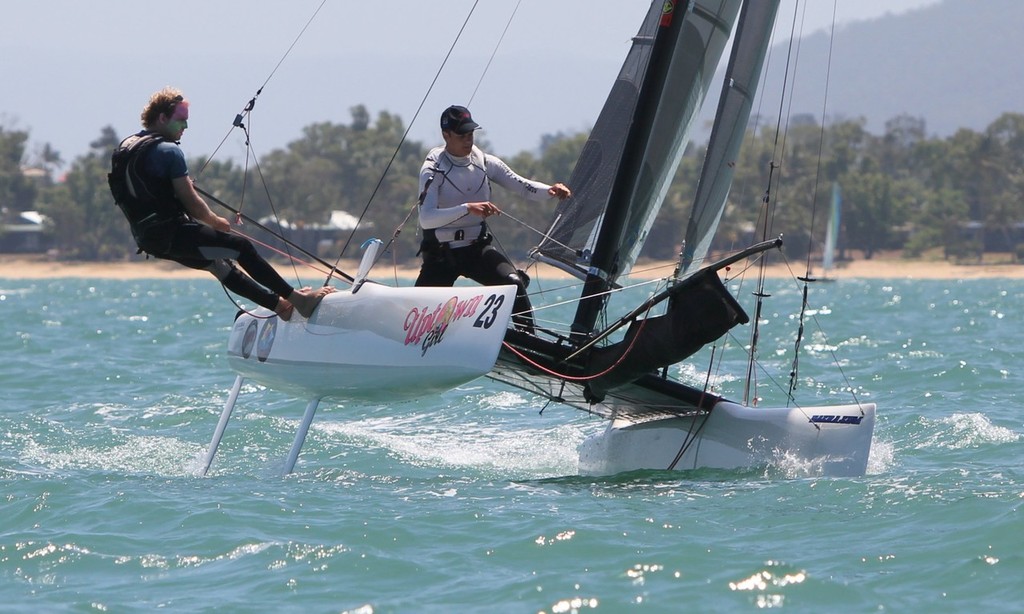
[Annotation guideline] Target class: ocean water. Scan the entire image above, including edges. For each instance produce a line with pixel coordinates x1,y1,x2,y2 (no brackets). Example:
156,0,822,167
2,273,1023,613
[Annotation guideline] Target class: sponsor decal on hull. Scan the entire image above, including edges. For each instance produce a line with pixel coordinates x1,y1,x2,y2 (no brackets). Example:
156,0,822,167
403,292,506,356
810,414,864,425
241,319,258,359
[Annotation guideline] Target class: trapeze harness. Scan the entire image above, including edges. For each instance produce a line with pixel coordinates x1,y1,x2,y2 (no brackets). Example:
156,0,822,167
108,132,189,254
418,145,550,257
419,146,491,256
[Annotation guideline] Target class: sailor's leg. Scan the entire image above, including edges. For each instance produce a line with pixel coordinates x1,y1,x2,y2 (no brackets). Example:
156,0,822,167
205,258,282,311
414,245,460,287
162,223,287,311
197,227,336,317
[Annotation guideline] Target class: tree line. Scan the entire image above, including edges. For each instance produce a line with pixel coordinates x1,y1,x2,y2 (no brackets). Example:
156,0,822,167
4,105,1024,266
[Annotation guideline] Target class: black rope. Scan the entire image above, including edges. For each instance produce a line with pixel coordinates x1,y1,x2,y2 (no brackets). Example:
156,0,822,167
196,186,353,282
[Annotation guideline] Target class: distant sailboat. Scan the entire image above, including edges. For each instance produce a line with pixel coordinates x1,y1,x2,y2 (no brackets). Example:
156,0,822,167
820,181,842,281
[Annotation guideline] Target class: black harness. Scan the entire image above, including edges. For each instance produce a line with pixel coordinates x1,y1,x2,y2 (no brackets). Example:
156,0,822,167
108,133,187,249
418,149,492,255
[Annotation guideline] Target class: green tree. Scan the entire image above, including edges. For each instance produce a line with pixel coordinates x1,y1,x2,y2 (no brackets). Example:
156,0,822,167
0,126,37,216
244,106,426,261
978,113,1024,251
39,126,133,260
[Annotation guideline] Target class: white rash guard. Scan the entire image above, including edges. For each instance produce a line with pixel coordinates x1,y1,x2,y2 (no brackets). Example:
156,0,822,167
418,145,553,248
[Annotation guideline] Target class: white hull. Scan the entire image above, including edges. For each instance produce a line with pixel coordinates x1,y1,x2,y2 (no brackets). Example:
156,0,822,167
226,283,517,400
578,400,875,476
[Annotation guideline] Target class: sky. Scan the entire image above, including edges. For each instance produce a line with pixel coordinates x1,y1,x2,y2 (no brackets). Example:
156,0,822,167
2,0,940,168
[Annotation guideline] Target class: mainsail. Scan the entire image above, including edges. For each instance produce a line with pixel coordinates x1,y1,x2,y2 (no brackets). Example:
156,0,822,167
679,0,781,276
531,0,743,335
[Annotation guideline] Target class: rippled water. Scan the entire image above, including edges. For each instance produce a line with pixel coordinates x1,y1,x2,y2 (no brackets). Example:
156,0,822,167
2,275,1022,612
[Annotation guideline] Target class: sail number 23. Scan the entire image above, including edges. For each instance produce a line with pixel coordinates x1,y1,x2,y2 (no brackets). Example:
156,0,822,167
473,293,505,329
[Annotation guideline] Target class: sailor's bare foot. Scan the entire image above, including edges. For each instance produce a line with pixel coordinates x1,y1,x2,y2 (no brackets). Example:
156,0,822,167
288,285,336,318
274,297,295,321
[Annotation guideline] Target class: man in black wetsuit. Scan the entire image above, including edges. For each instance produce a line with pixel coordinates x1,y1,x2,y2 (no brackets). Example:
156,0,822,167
109,87,333,320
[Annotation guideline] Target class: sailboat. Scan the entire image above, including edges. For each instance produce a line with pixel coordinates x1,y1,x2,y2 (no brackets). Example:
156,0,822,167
202,0,874,477
483,0,875,476
820,181,842,281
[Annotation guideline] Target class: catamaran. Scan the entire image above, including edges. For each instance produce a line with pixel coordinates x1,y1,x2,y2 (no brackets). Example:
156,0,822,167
201,0,875,477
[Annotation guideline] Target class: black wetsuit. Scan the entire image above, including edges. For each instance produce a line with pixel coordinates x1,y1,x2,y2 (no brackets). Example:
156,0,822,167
109,132,295,310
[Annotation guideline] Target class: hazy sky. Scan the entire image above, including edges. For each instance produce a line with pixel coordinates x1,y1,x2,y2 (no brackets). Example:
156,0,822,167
2,0,939,167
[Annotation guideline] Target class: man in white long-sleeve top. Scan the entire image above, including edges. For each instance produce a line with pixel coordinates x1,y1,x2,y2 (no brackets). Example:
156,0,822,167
415,105,572,332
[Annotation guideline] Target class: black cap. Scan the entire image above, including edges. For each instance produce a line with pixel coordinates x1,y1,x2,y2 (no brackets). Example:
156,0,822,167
440,105,480,134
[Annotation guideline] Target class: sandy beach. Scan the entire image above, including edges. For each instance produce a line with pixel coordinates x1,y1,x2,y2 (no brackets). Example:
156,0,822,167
2,253,1023,281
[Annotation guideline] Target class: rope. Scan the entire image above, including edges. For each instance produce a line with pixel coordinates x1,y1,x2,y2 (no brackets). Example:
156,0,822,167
667,348,717,470
494,209,577,255
500,308,650,383
199,0,329,172
468,0,523,106
228,227,334,279
328,0,483,279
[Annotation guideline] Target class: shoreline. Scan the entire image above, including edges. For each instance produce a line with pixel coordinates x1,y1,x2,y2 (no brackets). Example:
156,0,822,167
2,254,1023,281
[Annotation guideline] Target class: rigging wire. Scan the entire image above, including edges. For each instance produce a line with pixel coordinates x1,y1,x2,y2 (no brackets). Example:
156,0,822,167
198,0,329,175
347,0,524,286
742,0,803,406
724,1,865,415
799,3,838,277
191,0,336,294
787,1,839,404
468,0,523,106
495,209,578,255
325,0,484,285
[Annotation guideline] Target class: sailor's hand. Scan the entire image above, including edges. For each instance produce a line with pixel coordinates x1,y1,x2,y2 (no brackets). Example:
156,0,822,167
467,201,501,218
548,183,572,200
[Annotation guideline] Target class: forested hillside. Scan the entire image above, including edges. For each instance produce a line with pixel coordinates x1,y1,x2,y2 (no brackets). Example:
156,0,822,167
4,105,1023,265
4,0,1024,265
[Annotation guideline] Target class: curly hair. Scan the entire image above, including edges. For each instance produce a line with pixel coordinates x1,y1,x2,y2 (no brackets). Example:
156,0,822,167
141,87,186,128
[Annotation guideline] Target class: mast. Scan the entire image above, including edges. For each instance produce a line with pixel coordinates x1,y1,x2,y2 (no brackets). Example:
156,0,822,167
569,0,741,336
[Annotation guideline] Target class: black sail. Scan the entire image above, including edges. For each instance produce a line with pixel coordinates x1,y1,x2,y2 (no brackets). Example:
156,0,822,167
680,0,781,275
531,0,742,336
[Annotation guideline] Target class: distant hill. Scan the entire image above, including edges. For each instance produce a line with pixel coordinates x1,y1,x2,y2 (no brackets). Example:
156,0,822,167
701,0,1024,138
